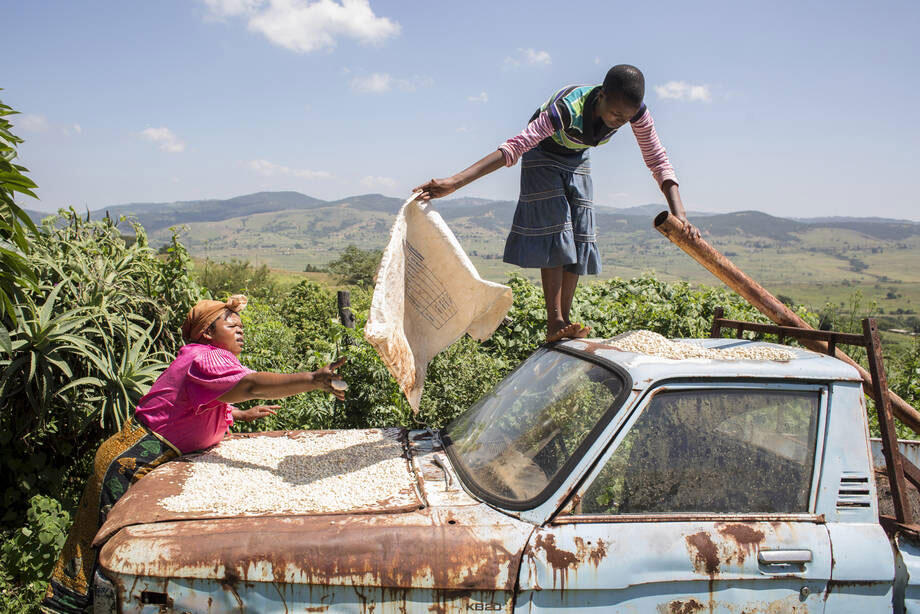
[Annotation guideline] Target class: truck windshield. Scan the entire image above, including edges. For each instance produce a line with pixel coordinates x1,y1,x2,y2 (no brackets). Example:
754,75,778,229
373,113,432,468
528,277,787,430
443,348,626,508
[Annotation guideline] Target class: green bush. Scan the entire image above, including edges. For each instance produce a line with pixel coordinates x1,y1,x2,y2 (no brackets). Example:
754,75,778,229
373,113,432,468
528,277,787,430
0,211,207,525
327,245,382,287
1,495,70,585
231,300,342,432
195,258,277,301
0,494,70,614
0,93,39,322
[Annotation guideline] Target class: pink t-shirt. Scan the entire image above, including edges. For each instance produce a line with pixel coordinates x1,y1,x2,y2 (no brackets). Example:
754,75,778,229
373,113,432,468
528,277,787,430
134,344,254,454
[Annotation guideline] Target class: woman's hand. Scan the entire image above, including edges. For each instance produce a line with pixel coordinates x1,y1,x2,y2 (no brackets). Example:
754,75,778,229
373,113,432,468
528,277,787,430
233,405,279,422
311,357,348,400
413,177,458,201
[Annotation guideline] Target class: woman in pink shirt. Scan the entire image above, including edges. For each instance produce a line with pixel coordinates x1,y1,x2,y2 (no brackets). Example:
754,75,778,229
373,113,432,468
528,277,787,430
43,294,345,614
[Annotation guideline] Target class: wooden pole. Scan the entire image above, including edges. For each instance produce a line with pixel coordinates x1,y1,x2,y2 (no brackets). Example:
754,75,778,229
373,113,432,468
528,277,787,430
655,211,920,434
337,290,356,329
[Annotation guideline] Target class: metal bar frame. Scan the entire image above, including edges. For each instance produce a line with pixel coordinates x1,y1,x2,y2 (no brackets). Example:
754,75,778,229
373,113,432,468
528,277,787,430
710,310,917,527
655,211,920,433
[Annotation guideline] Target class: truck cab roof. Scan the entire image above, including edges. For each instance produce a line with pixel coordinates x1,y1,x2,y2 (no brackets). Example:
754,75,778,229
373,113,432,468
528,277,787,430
556,336,864,388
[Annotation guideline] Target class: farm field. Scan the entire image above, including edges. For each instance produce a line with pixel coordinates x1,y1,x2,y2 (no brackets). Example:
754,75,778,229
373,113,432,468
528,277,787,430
32,191,920,333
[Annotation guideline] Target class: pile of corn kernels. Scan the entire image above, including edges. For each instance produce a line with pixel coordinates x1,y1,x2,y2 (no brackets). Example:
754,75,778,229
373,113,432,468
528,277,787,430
613,330,795,361
160,429,415,515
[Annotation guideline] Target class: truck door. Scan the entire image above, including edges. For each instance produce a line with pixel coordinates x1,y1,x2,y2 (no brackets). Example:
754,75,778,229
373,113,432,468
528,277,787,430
516,383,832,613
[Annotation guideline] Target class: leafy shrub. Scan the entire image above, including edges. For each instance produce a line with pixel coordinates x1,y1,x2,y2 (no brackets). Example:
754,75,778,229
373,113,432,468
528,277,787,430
1,495,70,586
1,494,70,613
0,93,39,322
327,245,382,287
196,258,277,301
231,301,341,432
0,211,206,525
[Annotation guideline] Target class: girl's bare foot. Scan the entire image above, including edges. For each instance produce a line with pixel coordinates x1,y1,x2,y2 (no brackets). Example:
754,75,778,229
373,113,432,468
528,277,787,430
546,322,591,343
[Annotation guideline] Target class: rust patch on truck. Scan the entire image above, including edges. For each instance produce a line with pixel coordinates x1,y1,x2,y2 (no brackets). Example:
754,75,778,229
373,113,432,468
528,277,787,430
657,599,705,614
685,524,767,576
528,533,609,590
685,532,720,575
716,523,764,565
98,507,532,593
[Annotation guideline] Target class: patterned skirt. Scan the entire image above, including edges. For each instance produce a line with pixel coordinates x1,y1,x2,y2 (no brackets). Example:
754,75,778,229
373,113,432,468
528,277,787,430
41,420,179,614
502,147,601,275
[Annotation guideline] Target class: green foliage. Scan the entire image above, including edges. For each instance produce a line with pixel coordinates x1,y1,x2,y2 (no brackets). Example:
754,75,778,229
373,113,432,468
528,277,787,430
231,301,339,432
196,258,276,300
0,494,70,613
1,495,69,585
0,93,39,322
0,210,206,527
327,245,382,287
0,567,42,614
5,200,920,614
279,280,338,353
894,338,920,410
416,337,508,429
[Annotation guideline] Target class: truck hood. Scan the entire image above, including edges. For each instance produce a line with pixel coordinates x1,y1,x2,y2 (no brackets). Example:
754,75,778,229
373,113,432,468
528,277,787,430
95,429,533,591
96,428,424,545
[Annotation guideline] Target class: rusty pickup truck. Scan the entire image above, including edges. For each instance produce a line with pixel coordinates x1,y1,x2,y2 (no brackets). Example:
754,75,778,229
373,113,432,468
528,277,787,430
90,335,920,613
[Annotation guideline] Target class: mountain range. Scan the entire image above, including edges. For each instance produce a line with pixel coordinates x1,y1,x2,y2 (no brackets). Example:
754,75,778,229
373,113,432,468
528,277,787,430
24,191,920,244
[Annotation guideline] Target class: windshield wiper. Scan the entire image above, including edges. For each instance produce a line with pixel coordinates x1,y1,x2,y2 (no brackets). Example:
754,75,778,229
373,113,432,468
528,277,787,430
432,454,453,491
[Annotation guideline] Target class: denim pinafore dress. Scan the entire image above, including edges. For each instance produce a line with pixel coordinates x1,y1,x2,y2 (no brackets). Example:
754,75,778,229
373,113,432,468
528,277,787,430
502,146,600,275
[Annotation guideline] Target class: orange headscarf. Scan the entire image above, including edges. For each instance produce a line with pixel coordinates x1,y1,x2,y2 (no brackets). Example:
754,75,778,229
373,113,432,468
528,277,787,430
181,294,248,343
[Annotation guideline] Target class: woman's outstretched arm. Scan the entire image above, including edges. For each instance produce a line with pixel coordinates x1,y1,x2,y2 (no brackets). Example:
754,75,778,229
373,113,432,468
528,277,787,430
218,358,346,403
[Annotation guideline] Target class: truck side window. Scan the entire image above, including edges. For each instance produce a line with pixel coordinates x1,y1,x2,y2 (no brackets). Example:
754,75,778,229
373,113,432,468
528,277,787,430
580,388,821,515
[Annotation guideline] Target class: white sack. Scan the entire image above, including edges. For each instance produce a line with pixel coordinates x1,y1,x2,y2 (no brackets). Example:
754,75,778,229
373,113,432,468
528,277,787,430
364,195,513,410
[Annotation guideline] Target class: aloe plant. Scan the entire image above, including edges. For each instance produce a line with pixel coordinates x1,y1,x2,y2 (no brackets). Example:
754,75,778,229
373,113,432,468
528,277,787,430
0,285,99,418
0,93,39,323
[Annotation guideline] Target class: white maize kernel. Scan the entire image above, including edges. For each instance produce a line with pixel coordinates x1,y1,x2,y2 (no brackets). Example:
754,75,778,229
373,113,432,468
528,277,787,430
613,330,795,361
160,430,415,515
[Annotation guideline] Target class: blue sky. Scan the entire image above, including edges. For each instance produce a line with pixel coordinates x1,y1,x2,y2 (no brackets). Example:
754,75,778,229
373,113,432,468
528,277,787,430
6,0,919,220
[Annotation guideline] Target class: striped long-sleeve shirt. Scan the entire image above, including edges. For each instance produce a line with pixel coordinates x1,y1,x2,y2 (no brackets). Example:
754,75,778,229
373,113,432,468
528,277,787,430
498,85,678,187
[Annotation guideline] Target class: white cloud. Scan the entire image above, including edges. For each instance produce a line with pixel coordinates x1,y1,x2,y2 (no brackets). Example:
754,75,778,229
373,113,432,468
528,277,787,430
522,48,551,65
203,0,262,15
16,114,50,132
361,175,397,189
248,158,332,179
350,72,431,94
140,127,186,153
15,115,84,137
202,0,400,53
503,47,552,69
654,81,712,102
467,92,488,103
350,72,392,93
60,123,84,137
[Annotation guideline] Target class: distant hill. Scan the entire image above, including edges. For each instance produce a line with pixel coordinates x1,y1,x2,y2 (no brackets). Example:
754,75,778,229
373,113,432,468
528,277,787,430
22,191,920,245
693,211,810,242
795,215,920,225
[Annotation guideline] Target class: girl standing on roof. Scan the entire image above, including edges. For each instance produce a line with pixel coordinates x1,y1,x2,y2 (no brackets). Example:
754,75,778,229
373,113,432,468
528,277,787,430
415,64,699,343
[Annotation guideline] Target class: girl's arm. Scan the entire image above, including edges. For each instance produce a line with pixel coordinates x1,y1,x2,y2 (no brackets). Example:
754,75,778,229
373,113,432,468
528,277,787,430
415,111,556,201
217,358,346,403
661,180,700,239
631,108,699,239
415,150,505,200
